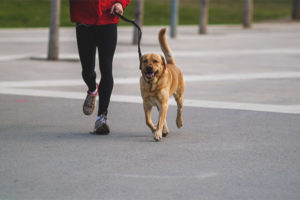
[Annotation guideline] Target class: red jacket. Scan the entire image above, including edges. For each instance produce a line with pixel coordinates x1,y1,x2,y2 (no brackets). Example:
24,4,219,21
69,0,130,25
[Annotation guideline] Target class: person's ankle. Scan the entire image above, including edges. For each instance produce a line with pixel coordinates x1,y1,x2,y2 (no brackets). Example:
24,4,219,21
96,114,106,121
88,88,97,95
88,83,99,95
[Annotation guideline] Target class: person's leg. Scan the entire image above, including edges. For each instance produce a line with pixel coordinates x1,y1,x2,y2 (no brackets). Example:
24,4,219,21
92,24,117,135
96,24,117,116
76,24,98,116
76,24,97,92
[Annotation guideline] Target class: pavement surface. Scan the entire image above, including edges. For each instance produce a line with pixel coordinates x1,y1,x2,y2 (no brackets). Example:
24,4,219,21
0,23,300,200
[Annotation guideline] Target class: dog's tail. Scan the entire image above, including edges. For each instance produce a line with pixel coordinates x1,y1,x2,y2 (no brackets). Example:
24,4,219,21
159,28,175,65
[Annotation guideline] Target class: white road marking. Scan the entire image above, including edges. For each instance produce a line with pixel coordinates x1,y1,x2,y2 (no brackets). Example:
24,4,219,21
0,36,136,43
173,49,300,57
1,48,300,61
107,172,218,180
0,37,75,43
182,99,300,114
182,71,300,82
0,71,299,87
0,70,299,114
0,78,136,87
58,48,300,58
0,55,30,61
0,32,298,43
0,87,300,114
179,143,245,151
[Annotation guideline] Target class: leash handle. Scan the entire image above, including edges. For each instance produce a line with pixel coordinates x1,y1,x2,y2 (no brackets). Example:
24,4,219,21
114,12,142,61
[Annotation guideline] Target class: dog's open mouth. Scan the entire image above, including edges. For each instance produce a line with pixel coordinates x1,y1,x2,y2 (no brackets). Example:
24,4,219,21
145,72,155,79
145,70,158,80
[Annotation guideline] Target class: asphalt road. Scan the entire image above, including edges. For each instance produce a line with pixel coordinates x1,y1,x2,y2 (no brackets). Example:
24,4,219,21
0,23,300,200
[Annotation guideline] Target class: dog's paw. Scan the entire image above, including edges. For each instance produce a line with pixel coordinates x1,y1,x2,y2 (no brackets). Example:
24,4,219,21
176,117,183,128
162,126,169,137
162,124,169,137
154,132,162,141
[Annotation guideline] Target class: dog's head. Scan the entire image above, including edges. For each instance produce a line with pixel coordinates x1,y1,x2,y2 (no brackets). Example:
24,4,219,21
140,53,166,83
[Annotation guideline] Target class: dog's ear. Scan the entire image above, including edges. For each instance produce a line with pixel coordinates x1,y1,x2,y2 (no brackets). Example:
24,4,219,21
160,55,166,68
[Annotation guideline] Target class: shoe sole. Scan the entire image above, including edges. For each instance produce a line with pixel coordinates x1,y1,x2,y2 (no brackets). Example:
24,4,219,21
91,124,110,135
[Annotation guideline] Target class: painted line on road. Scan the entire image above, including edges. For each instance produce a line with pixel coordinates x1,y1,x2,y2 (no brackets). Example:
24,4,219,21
0,55,30,61
179,143,245,151
107,172,218,180
53,49,300,58
1,48,300,61
0,87,300,114
0,71,300,87
0,37,75,43
181,71,300,82
173,49,300,57
0,32,298,43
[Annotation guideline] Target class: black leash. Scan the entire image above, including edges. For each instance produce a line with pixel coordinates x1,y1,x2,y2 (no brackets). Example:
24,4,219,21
115,12,142,61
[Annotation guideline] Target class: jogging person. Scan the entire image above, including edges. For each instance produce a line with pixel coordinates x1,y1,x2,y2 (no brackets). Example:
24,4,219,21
69,0,131,134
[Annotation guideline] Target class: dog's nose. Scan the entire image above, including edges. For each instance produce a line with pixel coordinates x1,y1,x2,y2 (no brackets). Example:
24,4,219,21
146,66,153,73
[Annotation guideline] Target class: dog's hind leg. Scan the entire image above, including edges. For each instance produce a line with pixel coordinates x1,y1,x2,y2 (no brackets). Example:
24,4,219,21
143,103,156,133
174,92,184,128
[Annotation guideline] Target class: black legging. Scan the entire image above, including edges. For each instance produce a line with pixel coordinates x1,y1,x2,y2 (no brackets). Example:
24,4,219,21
76,23,117,116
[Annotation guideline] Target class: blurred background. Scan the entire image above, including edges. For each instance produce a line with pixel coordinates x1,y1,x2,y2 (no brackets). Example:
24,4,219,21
0,0,296,28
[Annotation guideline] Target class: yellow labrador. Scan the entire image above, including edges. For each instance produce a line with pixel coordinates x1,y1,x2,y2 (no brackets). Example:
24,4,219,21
140,28,185,141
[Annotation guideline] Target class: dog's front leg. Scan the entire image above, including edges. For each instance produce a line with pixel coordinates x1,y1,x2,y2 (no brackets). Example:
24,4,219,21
154,103,168,141
143,103,156,133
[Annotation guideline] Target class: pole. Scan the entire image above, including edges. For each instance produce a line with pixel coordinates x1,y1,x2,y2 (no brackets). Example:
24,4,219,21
170,0,179,38
199,0,209,34
292,0,300,20
133,0,144,45
243,0,253,28
47,0,61,60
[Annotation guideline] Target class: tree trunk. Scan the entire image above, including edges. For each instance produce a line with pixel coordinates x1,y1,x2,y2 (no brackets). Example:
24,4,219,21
47,0,60,60
292,0,300,20
133,0,144,45
243,0,253,28
199,0,209,34
170,0,179,38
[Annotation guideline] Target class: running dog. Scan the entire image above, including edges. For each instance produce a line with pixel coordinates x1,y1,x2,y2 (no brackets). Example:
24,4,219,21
140,28,185,141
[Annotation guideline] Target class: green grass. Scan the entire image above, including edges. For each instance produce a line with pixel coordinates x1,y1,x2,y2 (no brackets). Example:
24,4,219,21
180,0,293,25
0,0,294,28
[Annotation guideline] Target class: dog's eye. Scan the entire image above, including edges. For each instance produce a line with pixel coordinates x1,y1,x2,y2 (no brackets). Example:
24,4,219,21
143,59,148,63
153,60,158,63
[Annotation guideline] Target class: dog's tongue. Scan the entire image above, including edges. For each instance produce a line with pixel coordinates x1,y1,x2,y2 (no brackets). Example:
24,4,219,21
146,73,154,79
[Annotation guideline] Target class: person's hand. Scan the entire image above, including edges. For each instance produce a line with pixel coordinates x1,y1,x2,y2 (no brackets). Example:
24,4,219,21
110,2,123,15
